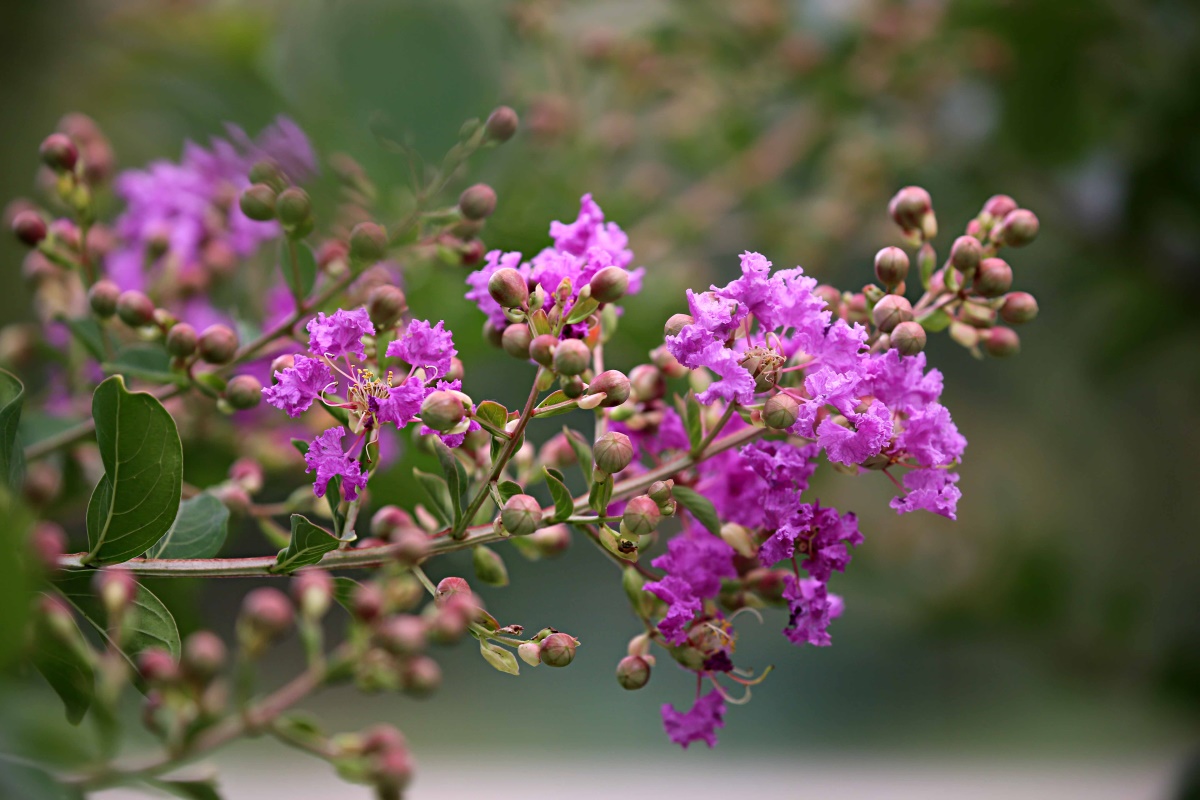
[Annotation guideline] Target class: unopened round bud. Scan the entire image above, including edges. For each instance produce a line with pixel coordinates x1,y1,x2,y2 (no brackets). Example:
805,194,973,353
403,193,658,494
198,324,239,364
371,505,414,540
539,633,577,667
224,375,262,410
39,133,79,172
165,323,198,358
291,570,333,619
888,186,934,235
181,630,227,682
501,494,542,536
616,655,651,690
138,647,179,684
87,279,120,318
891,321,927,356
983,194,1018,219
12,210,46,247
998,209,1039,247
594,431,633,474
270,354,295,377
458,184,497,221
626,364,663,403
527,524,570,556
485,106,519,142
241,587,294,639
276,187,312,231
961,301,997,328
974,257,1013,298
982,327,1020,358
393,529,432,566
248,159,287,189
96,568,137,616
560,374,585,399
873,247,909,288
518,641,542,667
29,522,66,571
763,392,800,429
420,390,465,432
648,480,673,506
588,370,630,407
483,320,505,348
529,333,558,367
239,183,277,222
501,323,533,359
664,313,693,338
352,583,386,623
813,285,841,311
589,266,629,304
871,294,913,333
116,290,155,328
948,238,980,279
487,267,528,309
622,496,661,535
367,285,407,329
553,338,590,376
401,655,443,696
349,222,388,263
375,615,427,656
1000,291,1038,324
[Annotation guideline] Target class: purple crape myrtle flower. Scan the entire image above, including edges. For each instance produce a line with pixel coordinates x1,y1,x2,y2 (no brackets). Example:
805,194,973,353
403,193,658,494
890,468,962,519
643,575,701,646
782,575,845,647
759,503,863,582
304,426,368,502
262,355,334,418
307,308,374,361
661,690,727,749
817,400,892,466
386,319,456,380
643,527,736,644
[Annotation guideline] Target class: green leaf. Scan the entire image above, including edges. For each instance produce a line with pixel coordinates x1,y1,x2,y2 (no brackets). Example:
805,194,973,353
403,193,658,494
670,485,721,535
562,427,592,484
917,306,952,333
588,472,613,515
0,369,25,491
430,437,468,519
0,489,32,668
543,467,574,522
281,239,318,301
147,493,229,559
478,639,519,675
497,480,523,503
54,574,182,660
331,576,362,613
105,344,183,386
565,296,600,325
61,316,111,362
919,243,937,290
291,437,310,456
271,514,340,574
31,600,94,725
413,469,453,528
84,376,183,565
528,309,552,337
149,778,224,800
475,400,508,433
684,392,703,449
534,390,576,418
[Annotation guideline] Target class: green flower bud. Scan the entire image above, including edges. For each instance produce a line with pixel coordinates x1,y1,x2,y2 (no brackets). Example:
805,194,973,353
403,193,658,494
888,186,936,238
587,369,630,407
420,390,465,432
483,320,505,348
553,338,590,376
594,431,633,474
763,392,799,429
529,333,558,367
484,106,520,142
116,290,156,328
648,480,673,506
950,235,983,274
276,186,312,231
501,494,542,536
198,324,239,364
367,285,407,329
248,159,287,190
165,322,198,358
1000,291,1038,324
349,222,388,263
871,294,913,333
589,265,629,303
974,257,1013,298
873,246,909,288
890,321,927,356
622,495,661,535
664,313,693,338
539,632,578,667
224,374,262,410
487,267,529,309
983,327,1020,358
501,323,533,359
239,183,277,222
458,184,497,220
87,279,120,318
39,133,78,172
472,545,509,587
998,209,1039,247
616,654,651,690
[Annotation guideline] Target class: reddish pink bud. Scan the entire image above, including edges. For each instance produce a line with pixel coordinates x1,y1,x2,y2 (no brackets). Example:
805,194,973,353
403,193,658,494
137,647,179,684
435,577,472,604
871,294,913,333
1000,291,1038,324
95,568,137,616
116,290,155,328
487,267,529,309
589,266,629,303
39,133,78,172
616,654,651,690
587,370,630,407
12,210,46,246
352,583,386,623
367,285,407,329
983,194,1018,219
998,209,1039,247
982,327,1020,358
629,364,665,402
29,522,66,571
291,570,333,619
401,655,443,696
622,496,661,535
501,323,533,359
873,246,909,288
529,333,558,367
375,615,427,656
181,630,226,682
229,458,264,494
485,106,520,142
459,184,497,221
891,321,927,356
539,632,578,667
165,323,198,358
197,324,239,364
974,258,1013,298
240,587,294,639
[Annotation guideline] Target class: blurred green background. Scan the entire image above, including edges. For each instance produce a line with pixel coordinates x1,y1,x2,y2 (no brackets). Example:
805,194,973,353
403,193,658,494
1,0,1198,796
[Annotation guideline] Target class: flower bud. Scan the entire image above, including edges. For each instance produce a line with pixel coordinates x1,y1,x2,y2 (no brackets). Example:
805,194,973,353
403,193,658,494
352,582,386,623
589,266,629,303
560,374,585,399
95,568,137,617
349,222,388,264
401,655,442,696
240,587,294,640
628,364,665,403
763,392,799,429
539,632,578,667
587,370,630,407
1000,291,1038,324
518,641,541,667
960,301,997,328
720,522,756,558
983,194,1018,219
165,323,198,358
648,480,673,507
664,313,693,338
982,327,1020,358
528,333,558,367
393,529,432,567
239,183,277,222
891,321,927,356
487,267,528,309
375,615,427,656
594,431,633,474
458,184,497,221
616,655,651,690
29,522,66,571
974,257,1013,298
949,321,979,348
181,630,227,683
367,285,407,329
137,647,179,684
501,323,533,359
998,209,1039,247
39,133,79,172
291,569,333,619
472,544,509,587
198,324,239,364
276,187,312,230
12,210,47,247
888,186,936,238
485,106,519,142
270,354,295,376
947,239,980,279
622,496,661,535
501,494,542,536
873,247,909,288
553,338,590,376
420,390,465,432
116,290,156,328
224,375,262,410
526,523,570,557
87,279,120,319
871,294,913,333
370,506,413,540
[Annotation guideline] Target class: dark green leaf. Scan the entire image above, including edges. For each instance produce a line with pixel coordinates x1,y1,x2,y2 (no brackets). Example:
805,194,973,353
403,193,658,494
331,576,362,613
0,369,25,491
54,574,182,660
588,472,613,515
61,316,111,362
562,427,592,484
413,469,452,528
271,514,340,574
670,485,722,535
147,493,229,559
0,489,32,667
430,436,468,518
543,467,574,522
291,437,310,457
104,344,183,386
534,390,576,418
684,392,703,449
497,480,523,503
565,296,600,325
475,400,508,433
31,599,94,725
281,239,318,301
149,778,223,800
84,376,183,565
